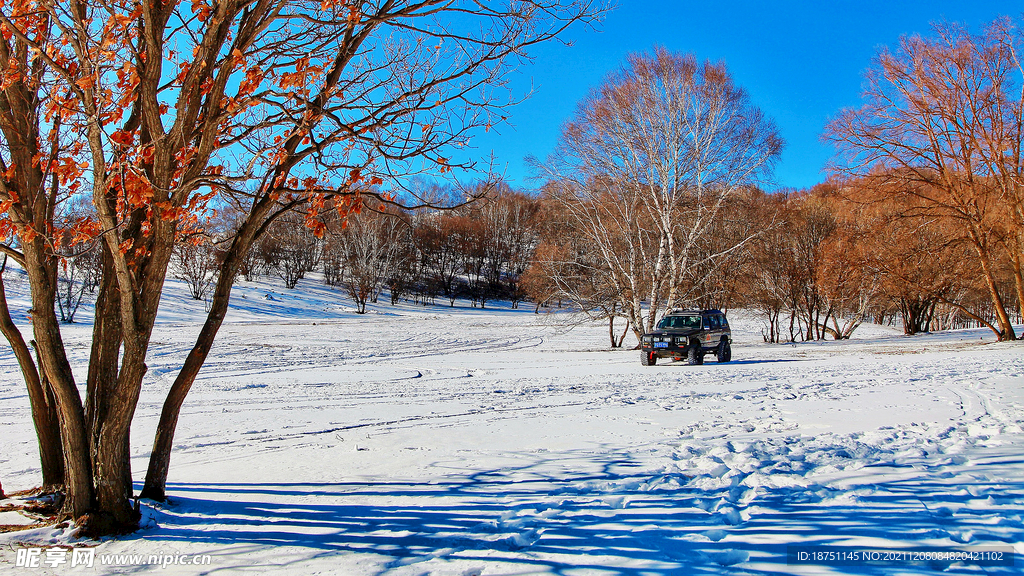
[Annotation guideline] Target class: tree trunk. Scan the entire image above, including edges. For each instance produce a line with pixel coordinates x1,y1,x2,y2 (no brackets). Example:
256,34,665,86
906,299,918,334
616,317,631,348
1012,252,1024,323
86,248,123,473
0,261,64,490
142,235,249,501
900,296,937,335
969,229,1017,341
30,345,65,490
88,218,177,526
90,352,147,531
607,302,619,348
24,248,94,520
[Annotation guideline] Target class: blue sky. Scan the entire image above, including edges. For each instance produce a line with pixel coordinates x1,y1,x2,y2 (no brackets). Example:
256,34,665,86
469,1,1018,192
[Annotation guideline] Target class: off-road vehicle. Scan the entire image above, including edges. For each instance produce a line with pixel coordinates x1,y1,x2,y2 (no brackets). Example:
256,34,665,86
640,309,732,366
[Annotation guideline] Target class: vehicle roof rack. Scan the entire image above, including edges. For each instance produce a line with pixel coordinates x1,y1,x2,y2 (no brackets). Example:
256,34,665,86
665,308,726,315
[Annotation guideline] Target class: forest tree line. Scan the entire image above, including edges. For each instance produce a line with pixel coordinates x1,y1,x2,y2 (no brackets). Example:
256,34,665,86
44,171,1022,349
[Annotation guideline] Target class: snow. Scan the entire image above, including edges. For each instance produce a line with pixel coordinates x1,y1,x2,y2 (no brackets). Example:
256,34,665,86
1,269,1023,574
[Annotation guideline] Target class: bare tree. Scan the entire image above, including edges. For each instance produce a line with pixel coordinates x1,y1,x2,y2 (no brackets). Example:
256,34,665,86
743,219,792,343
538,48,783,338
172,239,219,300
827,18,1023,341
414,211,471,306
140,2,607,508
322,237,347,288
834,176,975,335
736,189,841,342
477,187,540,308
56,243,101,323
526,227,633,347
262,217,321,289
328,203,411,313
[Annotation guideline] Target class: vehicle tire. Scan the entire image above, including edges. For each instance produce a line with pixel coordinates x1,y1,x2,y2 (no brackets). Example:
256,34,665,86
687,342,703,365
717,340,732,363
641,351,657,366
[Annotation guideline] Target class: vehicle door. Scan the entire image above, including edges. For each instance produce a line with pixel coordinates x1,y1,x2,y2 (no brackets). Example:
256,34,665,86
703,314,719,348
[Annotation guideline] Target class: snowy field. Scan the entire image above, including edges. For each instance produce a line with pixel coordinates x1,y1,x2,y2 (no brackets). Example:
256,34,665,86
1,269,1023,575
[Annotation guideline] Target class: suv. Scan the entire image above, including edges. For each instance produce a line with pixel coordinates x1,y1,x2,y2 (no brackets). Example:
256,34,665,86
640,309,732,366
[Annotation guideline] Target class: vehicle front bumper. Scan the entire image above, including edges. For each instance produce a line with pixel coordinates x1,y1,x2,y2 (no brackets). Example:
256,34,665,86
640,336,699,356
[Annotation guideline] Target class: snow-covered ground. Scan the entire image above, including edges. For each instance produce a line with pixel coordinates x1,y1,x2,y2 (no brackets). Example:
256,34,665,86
1,269,1022,575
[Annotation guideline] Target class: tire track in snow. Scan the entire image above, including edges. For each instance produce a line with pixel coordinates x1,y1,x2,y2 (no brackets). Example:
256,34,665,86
163,399,597,468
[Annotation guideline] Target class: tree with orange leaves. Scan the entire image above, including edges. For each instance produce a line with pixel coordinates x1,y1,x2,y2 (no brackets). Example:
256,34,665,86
827,17,1023,341
0,0,605,534
833,175,978,335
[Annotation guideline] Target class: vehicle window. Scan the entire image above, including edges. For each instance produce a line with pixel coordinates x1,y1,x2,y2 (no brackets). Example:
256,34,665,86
719,315,728,328
707,315,719,329
658,315,701,329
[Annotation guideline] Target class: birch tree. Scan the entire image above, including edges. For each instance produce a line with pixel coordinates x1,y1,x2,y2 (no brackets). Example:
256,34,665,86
540,47,782,336
330,202,410,313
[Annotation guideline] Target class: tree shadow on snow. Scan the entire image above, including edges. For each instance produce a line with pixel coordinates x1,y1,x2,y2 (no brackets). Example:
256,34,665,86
130,448,1024,575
